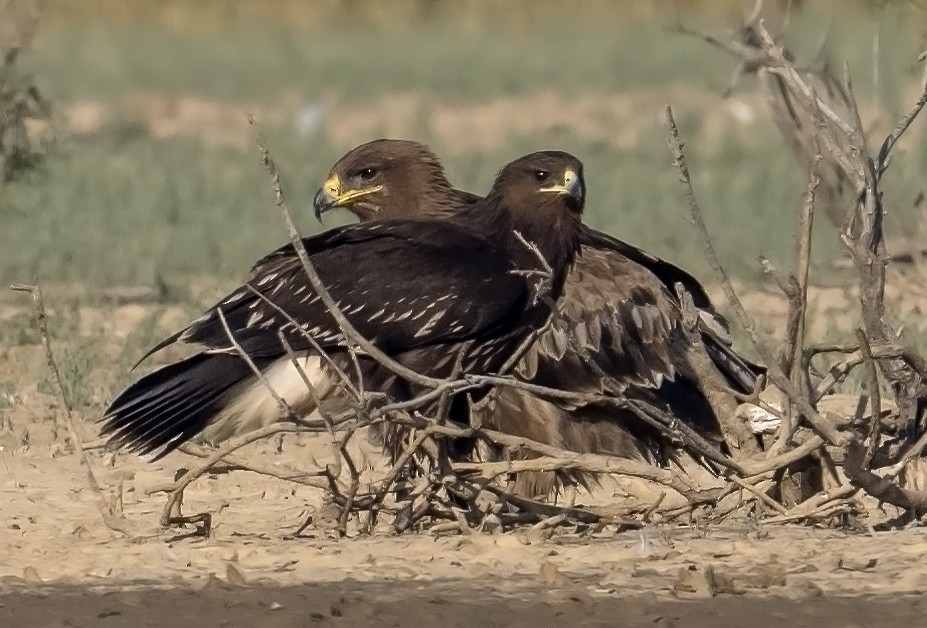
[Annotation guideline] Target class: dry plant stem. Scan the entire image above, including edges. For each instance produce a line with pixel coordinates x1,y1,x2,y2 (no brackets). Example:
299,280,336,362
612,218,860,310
778,155,821,451
10,282,133,536
882,428,927,479
432,344,470,481
815,446,843,491
809,344,924,401
395,413,715,495
245,284,360,400
677,288,759,457
172,443,330,490
153,423,322,526
855,329,882,468
663,105,846,447
844,441,927,510
216,308,301,423
454,456,714,502
511,230,555,310
331,429,362,534
768,20,922,395
730,476,787,515
742,433,823,477
682,15,927,411
877,52,927,176
669,21,766,67
766,484,858,524
762,500,854,524
372,429,436,506
277,332,346,480
530,513,567,531
247,114,445,390
625,398,743,473
642,492,667,523
208,318,355,520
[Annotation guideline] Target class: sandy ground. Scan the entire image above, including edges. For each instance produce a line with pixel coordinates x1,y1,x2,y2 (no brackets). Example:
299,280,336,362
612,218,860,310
4,420,927,626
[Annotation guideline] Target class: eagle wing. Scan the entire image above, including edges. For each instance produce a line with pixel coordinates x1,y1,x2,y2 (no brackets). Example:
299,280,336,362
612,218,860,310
579,227,732,339
138,220,529,368
581,230,764,391
518,227,762,401
518,244,683,397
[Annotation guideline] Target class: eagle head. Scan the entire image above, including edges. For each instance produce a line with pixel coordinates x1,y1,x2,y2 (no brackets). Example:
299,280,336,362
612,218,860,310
313,138,456,222
489,151,586,217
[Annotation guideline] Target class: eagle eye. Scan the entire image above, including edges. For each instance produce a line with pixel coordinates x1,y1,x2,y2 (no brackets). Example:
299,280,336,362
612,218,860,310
533,169,550,182
359,167,378,181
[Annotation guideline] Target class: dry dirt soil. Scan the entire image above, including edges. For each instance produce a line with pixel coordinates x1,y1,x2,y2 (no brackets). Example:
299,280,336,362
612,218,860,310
3,288,927,627
4,429,927,628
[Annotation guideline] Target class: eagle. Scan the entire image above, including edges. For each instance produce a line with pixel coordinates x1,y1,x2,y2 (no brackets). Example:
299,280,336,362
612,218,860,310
313,139,765,496
100,151,587,461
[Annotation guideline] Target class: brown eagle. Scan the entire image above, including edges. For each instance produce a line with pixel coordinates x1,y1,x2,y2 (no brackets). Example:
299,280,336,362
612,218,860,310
100,151,587,460
314,139,765,496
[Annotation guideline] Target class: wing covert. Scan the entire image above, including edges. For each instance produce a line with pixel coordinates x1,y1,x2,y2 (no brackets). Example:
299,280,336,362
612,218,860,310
138,220,530,365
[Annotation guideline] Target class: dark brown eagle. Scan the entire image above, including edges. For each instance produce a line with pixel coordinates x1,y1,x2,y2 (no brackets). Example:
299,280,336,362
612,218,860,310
314,139,765,496
100,151,587,460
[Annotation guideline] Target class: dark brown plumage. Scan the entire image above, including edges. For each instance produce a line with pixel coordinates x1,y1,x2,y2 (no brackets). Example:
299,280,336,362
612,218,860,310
313,139,480,223
100,150,586,461
314,139,764,497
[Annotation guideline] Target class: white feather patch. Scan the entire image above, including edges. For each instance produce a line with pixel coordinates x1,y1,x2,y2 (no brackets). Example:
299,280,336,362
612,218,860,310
199,355,337,444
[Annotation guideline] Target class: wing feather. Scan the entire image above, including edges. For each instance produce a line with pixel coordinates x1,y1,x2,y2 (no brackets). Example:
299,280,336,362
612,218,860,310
520,228,764,401
137,220,530,375
520,245,682,397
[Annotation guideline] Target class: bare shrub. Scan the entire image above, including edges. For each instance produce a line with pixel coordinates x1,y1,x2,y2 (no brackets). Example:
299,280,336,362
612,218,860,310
0,1,51,184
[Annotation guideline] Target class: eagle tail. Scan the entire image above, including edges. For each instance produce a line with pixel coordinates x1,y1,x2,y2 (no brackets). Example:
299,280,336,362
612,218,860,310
100,353,267,461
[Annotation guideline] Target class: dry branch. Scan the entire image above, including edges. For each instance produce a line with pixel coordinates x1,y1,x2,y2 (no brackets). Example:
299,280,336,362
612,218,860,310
10,282,134,536
777,154,821,450
148,422,329,527
674,6,927,526
664,105,846,447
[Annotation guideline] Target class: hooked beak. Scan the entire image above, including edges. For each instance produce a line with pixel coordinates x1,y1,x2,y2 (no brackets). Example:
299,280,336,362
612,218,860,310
312,174,383,222
539,168,584,204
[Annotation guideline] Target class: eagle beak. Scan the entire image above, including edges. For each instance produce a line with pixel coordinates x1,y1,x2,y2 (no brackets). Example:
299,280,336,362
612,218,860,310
539,168,584,203
313,174,342,222
312,174,383,223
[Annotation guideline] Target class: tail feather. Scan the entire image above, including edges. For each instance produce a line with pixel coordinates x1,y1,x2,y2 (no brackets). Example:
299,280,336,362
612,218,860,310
101,353,261,460
110,386,217,455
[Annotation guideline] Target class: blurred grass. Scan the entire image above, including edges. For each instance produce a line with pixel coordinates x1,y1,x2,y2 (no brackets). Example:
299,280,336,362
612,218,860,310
1,0,926,292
